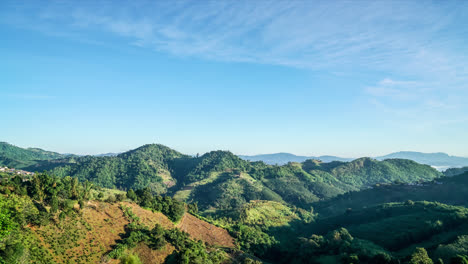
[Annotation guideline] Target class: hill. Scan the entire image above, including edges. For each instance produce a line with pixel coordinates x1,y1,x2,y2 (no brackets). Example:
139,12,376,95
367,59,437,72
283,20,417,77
315,172,468,218
19,144,442,213
376,151,468,170
326,157,442,187
29,144,189,193
0,142,70,169
174,155,441,212
444,166,468,177
4,143,442,218
291,201,468,264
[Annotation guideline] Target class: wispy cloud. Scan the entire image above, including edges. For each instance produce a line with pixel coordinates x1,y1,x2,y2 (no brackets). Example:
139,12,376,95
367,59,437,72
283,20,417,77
2,0,467,126
2,0,468,76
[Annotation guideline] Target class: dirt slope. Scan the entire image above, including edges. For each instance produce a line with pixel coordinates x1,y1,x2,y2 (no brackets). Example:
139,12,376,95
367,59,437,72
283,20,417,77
177,213,235,248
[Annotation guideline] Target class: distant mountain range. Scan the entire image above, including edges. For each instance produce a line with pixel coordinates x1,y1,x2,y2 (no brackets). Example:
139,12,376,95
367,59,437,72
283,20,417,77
239,151,468,170
238,153,353,165
94,152,120,157
375,151,468,170
1,141,467,172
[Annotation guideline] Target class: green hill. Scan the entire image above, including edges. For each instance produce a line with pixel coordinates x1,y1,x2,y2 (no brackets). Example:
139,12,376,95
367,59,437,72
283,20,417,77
0,142,69,169
32,144,188,192
445,166,468,177
315,172,468,218
305,202,468,260
14,143,443,214
327,157,442,187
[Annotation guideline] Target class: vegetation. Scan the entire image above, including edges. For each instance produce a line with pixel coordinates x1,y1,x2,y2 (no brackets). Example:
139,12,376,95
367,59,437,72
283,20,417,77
131,187,186,222
445,167,468,177
1,142,467,264
0,142,70,169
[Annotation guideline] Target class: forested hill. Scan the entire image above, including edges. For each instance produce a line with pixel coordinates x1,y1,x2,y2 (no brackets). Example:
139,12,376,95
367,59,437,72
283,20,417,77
315,171,468,218
14,143,441,213
0,142,70,169
27,144,189,192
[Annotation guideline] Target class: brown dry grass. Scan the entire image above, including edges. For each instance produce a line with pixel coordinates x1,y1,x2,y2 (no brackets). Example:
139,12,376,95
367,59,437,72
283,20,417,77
31,201,130,263
28,200,235,263
177,213,235,248
133,242,176,264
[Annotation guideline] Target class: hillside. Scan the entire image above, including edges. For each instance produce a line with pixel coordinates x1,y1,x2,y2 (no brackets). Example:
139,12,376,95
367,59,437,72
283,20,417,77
289,201,468,264
314,172,468,218
0,172,246,264
0,142,70,169
327,157,442,187
444,166,468,177
17,144,442,214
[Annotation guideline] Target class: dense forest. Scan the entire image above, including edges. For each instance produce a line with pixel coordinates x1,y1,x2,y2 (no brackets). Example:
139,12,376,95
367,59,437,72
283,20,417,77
0,142,467,263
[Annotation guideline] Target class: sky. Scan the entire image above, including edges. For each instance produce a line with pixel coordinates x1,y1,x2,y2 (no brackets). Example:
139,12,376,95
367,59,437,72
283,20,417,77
1,0,467,157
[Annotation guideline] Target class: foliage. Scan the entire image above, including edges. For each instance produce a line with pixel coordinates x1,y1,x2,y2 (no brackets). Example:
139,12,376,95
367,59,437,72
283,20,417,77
409,248,433,264
134,187,185,222
164,228,226,264
0,142,69,169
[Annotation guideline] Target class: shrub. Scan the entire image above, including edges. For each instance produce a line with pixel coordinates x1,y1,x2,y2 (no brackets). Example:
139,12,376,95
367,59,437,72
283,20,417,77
120,254,142,264
105,195,116,203
115,193,126,202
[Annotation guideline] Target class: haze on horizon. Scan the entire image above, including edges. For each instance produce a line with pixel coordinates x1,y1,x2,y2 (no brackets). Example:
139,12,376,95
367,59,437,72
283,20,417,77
1,1,467,157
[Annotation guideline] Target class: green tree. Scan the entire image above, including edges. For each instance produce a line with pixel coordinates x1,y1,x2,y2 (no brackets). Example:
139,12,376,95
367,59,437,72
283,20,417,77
127,189,137,201
410,248,433,264
50,195,59,214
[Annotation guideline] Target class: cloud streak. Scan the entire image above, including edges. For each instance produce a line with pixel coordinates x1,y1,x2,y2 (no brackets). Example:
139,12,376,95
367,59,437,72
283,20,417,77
2,0,467,128
2,1,467,76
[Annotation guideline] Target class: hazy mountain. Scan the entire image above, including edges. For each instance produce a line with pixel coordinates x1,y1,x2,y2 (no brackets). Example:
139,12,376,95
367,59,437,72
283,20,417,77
94,152,120,157
241,151,468,170
376,151,468,170
239,152,353,165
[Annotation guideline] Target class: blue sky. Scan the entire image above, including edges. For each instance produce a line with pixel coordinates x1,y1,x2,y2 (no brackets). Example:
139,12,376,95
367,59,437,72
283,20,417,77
1,0,467,157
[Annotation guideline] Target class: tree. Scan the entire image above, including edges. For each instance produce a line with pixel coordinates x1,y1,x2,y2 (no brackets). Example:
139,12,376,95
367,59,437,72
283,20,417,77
31,174,45,203
116,193,126,202
410,248,433,264
127,189,137,201
70,177,79,199
50,195,59,214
